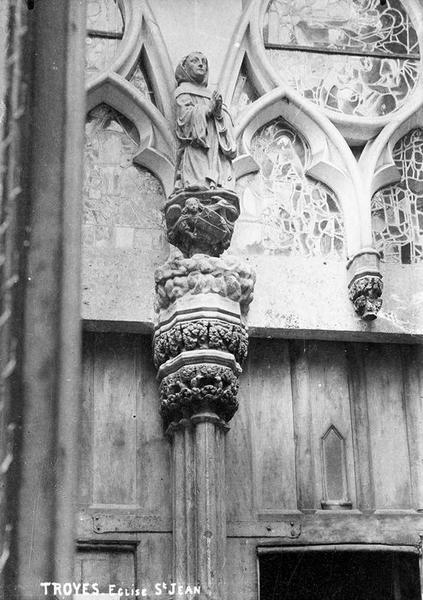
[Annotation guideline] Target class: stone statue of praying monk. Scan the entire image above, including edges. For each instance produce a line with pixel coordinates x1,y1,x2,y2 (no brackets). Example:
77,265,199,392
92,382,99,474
165,52,240,257
173,52,237,193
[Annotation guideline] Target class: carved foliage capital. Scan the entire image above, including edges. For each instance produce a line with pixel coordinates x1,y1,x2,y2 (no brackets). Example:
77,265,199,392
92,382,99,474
160,364,239,424
154,319,248,368
155,254,255,315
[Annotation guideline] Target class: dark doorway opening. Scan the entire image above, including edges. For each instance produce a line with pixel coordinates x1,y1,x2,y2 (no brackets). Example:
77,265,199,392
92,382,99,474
259,546,421,600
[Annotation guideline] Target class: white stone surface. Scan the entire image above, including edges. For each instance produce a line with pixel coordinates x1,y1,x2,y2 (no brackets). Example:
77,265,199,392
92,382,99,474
82,249,423,341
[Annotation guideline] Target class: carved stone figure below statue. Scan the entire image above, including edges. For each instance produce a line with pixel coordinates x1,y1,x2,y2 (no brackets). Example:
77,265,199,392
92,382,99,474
167,52,240,257
165,190,240,257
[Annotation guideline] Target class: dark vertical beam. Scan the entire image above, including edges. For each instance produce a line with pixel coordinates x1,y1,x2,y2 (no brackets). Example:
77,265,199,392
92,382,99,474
8,1,86,597
0,2,27,595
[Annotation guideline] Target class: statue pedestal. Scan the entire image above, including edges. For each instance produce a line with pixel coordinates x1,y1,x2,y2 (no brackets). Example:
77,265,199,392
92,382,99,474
153,254,255,599
165,189,240,257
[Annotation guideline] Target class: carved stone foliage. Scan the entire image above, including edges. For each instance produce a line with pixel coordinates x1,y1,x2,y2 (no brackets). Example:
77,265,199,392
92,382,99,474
154,254,255,315
154,319,248,368
348,275,383,321
165,190,240,257
159,364,239,424
347,249,383,321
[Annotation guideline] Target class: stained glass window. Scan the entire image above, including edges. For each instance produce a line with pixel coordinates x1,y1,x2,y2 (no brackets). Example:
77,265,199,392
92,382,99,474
130,58,157,105
232,118,344,258
83,104,168,258
86,0,124,77
372,128,423,264
230,61,259,120
264,0,420,117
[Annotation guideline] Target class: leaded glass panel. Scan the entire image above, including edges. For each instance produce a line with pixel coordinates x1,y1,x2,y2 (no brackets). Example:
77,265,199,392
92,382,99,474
267,50,417,117
130,63,156,105
83,105,168,256
86,0,124,77
264,0,418,54
232,118,344,258
231,63,259,120
264,0,420,118
372,128,423,264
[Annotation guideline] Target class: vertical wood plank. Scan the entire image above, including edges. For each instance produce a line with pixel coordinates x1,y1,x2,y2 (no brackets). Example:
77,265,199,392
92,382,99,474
402,345,423,510
225,352,254,522
291,341,356,510
365,344,412,509
80,334,94,504
137,336,171,521
225,539,257,600
346,343,375,511
290,340,317,510
138,534,172,594
250,338,297,513
92,333,138,506
75,548,135,593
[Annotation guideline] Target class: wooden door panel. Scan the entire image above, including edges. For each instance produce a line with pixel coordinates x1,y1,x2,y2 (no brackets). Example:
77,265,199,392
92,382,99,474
92,333,138,506
227,339,416,520
364,344,412,509
74,545,135,593
291,341,356,510
249,338,297,514
79,332,171,518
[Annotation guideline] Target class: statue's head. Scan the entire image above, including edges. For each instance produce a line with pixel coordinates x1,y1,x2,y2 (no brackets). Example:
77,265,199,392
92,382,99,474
175,52,208,86
185,197,200,213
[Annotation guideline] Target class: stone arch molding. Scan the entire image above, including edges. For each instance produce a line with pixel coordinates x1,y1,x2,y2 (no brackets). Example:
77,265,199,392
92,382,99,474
86,0,178,194
220,0,423,144
86,0,174,119
87,73,175,196
360,97,423,237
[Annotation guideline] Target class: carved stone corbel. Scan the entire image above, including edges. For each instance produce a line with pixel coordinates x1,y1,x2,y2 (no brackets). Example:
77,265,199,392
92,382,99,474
165,190,240,257
347,248,383,321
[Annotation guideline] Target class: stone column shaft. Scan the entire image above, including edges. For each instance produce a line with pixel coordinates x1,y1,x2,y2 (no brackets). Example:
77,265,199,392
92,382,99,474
171,414,227,599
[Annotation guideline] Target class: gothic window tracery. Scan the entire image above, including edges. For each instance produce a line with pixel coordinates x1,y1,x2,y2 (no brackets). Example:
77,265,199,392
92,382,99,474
231,60,259,120
372,128,423,264
86,0,124,76
263,0,420,117
83,104,168,256
233,118,344,258
129,51,157,105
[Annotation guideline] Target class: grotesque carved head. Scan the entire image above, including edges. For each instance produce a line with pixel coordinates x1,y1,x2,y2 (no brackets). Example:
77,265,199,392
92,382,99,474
175,52,209,86
184,198,200,213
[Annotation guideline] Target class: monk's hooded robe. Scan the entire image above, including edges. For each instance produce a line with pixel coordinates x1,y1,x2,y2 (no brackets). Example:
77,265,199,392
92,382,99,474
173,59,237,193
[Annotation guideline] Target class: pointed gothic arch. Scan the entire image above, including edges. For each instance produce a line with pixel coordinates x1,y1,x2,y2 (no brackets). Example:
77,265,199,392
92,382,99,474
86,0,175,121
235,88,364,257
87,73,175,194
